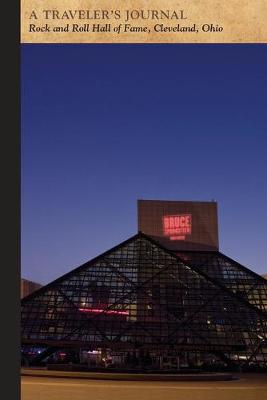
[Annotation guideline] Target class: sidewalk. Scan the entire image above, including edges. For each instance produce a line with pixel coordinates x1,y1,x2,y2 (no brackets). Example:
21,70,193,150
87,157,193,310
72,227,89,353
21,368,236,381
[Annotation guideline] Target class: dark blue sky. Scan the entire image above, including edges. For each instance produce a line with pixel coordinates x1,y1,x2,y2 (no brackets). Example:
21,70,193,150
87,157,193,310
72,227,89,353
21,44,267,284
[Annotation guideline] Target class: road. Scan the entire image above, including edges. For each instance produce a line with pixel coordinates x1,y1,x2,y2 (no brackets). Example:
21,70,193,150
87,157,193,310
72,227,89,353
21,374,267,400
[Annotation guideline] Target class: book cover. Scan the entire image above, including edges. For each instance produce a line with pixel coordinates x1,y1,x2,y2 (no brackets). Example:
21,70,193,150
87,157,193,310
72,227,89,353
20,1,267,398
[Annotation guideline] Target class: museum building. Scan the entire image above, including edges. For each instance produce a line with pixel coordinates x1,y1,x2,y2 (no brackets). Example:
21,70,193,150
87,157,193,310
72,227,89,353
21,200,267,370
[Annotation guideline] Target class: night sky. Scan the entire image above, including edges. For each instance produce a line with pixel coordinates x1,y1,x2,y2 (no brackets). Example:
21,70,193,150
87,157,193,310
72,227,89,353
21,44,267,284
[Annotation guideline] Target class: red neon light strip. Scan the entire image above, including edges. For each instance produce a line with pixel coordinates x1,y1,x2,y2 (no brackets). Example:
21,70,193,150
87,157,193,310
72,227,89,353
78,308,129,315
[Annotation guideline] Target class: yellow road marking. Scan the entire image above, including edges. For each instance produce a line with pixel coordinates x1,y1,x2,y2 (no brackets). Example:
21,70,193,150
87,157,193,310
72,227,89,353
21,381,267,390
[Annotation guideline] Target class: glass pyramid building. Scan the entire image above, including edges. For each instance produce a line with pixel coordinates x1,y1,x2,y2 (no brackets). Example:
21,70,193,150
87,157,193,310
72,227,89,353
21,232,267,370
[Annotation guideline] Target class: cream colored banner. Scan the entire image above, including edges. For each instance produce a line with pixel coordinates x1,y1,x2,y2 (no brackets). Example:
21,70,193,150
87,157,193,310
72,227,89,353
21,0,267,43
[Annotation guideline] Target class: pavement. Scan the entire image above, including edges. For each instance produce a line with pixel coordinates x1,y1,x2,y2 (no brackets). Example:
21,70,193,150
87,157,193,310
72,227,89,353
21,367,235,381
21,374,267,400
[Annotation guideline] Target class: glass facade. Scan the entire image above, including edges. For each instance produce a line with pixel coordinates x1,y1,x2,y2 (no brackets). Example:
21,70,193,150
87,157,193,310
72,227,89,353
21,233,267,369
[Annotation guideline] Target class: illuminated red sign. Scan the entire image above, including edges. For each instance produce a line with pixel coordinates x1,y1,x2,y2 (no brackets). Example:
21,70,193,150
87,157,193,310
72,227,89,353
163,214,192,241
79,308,129,315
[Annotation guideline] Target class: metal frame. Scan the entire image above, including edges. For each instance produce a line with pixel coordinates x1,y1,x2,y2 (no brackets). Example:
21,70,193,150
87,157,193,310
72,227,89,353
21,232,267,368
